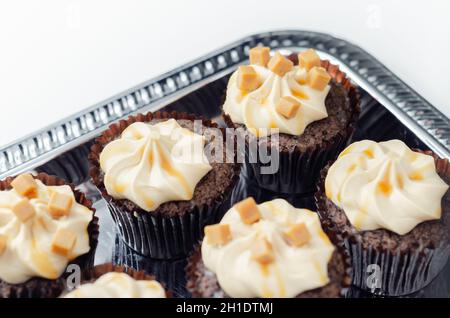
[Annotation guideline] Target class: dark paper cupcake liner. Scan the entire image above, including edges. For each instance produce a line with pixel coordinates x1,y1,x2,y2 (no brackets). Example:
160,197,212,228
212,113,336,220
106,193,232,259
315,151,450,296
60,262,171,297
113,236,187,297
0,173,98,298
223,59,361,194
231,169,316,210
89,111,240,259
346,256,450,298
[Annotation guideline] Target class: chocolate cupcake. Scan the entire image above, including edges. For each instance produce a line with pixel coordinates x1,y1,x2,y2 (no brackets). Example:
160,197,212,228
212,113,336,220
315,139,450,296
186,198,350,298
222,47,360,193
89,111,240,259
61,263,168,298
0,173,98,298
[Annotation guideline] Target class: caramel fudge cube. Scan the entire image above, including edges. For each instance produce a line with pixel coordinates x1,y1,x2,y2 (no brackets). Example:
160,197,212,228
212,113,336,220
307,66,331,91
237,66,260,91
52,228,77,256
0,235,7,255
267,52,293,76
249,46,270,67
252,238,275,265
235,197,261,225
48,191,73,218
298,49,321,71
283,223,311,247
276,96,301,119
205,224,232,246
13,199,36,223
11,174,37,198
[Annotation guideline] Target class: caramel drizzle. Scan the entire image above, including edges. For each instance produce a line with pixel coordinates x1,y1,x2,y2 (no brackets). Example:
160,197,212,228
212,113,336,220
352,208,366,229
409,171,423,181
313,259,328,284
30,235,58,279
274,264,286,297
155,143,192,198
377,163,392,196
259,263,286,298
291,88,308,100
363,148,374,159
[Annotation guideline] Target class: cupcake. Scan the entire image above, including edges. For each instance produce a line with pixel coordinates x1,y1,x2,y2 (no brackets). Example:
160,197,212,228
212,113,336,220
61,263,168,298
222,47,360,193
186,198,350,298
0,173,97,298
315,139,450,296
89,111,240,259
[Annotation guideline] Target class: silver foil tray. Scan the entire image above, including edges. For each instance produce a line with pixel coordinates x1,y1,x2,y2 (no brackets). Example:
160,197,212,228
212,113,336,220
1,30,450,298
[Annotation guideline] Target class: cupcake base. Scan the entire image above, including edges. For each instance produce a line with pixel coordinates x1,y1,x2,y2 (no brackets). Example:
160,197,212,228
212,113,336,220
315,151,450,296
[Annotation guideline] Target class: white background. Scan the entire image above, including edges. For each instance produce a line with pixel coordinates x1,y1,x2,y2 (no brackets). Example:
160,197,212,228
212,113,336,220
0,0,449,147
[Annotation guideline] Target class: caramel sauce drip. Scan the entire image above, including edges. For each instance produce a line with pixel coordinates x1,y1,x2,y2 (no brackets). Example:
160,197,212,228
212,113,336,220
156,143,192,198
377,163,392,196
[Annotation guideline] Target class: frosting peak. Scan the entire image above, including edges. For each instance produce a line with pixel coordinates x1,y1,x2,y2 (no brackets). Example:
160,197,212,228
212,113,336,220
325,140,449,235
223,48,331,137
202,199,335,298
100,119,212,212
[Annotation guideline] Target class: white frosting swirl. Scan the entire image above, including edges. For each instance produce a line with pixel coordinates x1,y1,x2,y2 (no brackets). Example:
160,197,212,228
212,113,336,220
0,180,93,284
325,139,449,235
201,199,335,298
100,119,212,212
223,64,329,137
63,272,166,298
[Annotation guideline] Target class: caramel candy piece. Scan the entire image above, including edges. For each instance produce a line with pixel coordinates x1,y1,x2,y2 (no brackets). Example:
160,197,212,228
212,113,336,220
298,49,321,71
267,52,293,76
235,197,261,225
283,223,311,247
48,191,73,218
276,96,301,119
237,66,260,91
205,224,232,246
0,235,7,255
252,238,275,264
307,66,331,90
11,174,37,198
52,228,77,256
249,46,270,67
12,198,36,223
